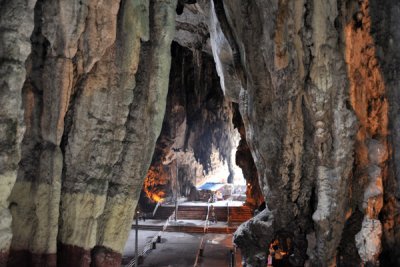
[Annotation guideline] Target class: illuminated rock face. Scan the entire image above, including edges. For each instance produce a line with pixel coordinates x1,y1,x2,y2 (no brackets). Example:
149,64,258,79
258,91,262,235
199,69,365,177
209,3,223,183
0,0,399,267
0,1,36,265
1,0,177,266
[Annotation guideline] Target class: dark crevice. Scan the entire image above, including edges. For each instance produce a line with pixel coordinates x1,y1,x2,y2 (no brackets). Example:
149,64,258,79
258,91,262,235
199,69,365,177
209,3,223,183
337,210,363,267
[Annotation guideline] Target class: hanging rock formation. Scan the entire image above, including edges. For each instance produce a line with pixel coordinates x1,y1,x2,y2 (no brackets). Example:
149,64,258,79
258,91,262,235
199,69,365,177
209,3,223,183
0,0,399,267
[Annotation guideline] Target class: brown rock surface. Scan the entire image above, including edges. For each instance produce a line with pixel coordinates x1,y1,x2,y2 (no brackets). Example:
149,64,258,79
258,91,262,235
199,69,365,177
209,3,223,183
203,0,399,266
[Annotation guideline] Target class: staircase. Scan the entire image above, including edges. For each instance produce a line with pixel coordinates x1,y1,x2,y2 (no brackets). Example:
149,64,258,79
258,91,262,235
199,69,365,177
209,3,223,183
152,206,174,220
229,205,253,222
153,205,254,222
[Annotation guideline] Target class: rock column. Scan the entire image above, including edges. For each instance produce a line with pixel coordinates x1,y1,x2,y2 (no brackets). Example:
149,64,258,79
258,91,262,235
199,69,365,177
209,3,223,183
0,0,37,265
5,0,177,266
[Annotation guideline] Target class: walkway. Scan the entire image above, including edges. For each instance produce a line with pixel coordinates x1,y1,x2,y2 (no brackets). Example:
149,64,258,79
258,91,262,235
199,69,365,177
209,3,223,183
122,230,242,267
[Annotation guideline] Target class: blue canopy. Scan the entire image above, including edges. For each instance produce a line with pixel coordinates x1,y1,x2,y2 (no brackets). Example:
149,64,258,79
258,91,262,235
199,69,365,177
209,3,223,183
197,183,225,191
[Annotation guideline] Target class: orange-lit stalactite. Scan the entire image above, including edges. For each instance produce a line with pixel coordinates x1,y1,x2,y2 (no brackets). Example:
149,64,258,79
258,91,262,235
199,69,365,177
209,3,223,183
345,0,388,263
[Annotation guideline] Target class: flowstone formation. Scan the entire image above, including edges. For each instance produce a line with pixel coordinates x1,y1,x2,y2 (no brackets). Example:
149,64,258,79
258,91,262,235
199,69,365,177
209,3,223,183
0,0,399,267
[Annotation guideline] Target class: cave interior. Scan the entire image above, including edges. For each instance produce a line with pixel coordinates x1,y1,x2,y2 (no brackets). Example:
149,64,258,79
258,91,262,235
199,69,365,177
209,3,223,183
0,0,399,266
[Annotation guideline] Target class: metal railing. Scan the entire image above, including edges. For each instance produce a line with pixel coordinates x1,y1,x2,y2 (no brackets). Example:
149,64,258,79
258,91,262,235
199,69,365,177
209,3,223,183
123,211,175,267
193,203,212,267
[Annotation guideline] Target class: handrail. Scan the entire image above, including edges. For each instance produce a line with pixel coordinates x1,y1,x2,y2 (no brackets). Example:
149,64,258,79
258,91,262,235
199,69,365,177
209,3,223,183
193,203,212,267
229,246,236,267
124,210,175,267
152,201,161,217
203,203,211,233
227,200,230,225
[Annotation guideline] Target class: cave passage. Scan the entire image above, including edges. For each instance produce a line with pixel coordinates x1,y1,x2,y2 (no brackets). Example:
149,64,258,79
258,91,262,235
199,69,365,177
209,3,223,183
122,42,264,266
139,42,263,211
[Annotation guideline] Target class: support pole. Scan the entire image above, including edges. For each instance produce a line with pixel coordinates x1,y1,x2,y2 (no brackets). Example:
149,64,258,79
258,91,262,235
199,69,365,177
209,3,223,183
135,214,139,267
175,158,179,221
175,199,178,221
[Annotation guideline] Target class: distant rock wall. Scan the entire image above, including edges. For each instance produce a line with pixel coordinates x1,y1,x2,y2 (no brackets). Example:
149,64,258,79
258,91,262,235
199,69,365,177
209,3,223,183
142,42,242,204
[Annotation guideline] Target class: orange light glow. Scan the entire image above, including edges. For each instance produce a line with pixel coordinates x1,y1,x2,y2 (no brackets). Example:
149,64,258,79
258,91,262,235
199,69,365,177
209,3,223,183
143,165,168,203
151,194,165,203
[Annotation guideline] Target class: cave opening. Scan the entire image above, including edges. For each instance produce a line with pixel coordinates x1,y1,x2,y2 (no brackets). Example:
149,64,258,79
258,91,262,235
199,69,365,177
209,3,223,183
122,40,264,266
138,41,263,213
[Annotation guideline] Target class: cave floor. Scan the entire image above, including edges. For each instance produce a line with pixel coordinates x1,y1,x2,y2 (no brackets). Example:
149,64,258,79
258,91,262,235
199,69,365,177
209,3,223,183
122,230,242,267
129,218,242,232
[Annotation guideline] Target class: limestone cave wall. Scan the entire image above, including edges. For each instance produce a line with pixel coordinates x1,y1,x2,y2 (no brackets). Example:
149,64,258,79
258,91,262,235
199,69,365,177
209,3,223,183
0,0,399,267
175,0,399,266
232,103,264,208
1,0,177,266
194,0,399,266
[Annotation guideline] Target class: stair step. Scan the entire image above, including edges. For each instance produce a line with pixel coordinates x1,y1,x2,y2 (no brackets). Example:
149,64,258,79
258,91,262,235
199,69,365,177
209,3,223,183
153,205,254,223
132,224,238,234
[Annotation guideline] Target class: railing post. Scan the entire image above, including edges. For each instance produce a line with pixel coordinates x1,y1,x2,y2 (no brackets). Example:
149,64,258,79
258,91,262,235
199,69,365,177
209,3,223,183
175,198,178,221
230,249,235,267
227,201,230,225
135,214,139,267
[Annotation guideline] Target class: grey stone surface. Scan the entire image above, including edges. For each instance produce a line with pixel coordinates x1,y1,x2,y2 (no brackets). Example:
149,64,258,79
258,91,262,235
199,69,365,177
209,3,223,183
4,0,178,265
0,0,37,258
